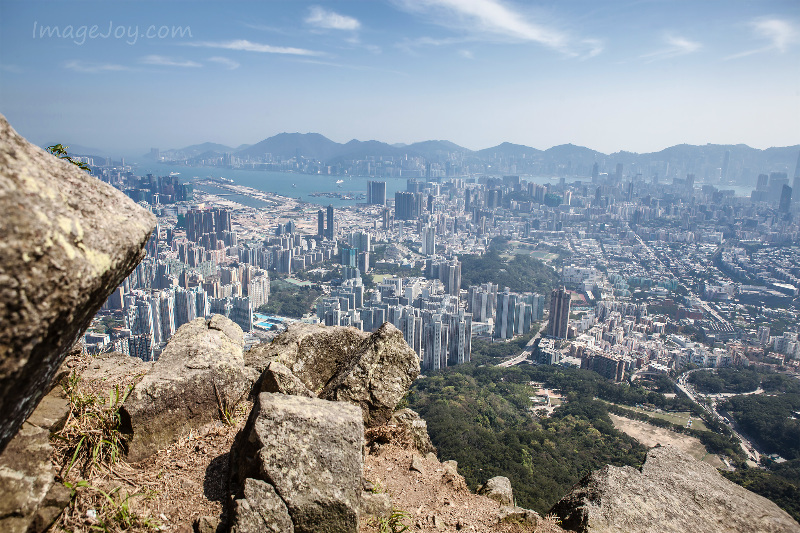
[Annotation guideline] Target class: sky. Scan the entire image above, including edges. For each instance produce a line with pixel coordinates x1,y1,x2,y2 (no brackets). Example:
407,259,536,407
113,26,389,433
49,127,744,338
0,0,798,156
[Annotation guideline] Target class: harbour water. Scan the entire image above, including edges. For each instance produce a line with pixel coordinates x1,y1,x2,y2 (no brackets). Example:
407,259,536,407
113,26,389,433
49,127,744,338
131,162,752,208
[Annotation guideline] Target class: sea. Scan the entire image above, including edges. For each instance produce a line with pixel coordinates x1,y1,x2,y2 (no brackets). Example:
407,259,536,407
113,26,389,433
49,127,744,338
130,161,752,209
130,162,437,209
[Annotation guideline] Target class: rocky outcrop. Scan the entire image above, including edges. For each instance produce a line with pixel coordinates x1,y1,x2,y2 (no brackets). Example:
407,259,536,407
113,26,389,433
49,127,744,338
121,315,252,462
230,392,364,533
246,322,419,427
231,478,294,533
0,114,156,452
390,408,436,454
478,476,514,506
256,361,315,398
549,445,800,533
246,323,367,391
0,387,71,533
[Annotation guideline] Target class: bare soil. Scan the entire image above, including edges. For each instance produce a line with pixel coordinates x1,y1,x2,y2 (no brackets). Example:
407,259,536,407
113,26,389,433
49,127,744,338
362,444,565,533
609,413,725,468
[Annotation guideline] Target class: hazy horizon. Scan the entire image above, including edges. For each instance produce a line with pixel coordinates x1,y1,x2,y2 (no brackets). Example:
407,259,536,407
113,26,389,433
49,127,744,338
1,0,798,155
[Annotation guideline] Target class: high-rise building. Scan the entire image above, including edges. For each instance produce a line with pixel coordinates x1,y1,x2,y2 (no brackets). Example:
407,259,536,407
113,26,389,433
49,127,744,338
317,209,325,237
548,287,571,339
326,205,335,240
769,172,789,203
421,226,436,255
793,150,800,203
448,310,472,365
494,288,515,340
395,191,415,220
423,314,448,372
756,173,770,191
591,162,599,183
367,181,386,205
779,184,792,213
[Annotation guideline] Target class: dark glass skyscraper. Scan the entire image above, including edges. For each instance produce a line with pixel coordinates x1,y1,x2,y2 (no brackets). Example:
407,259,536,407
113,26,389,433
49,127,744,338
367,180,386,205
326,204,335,240
548,287,571,339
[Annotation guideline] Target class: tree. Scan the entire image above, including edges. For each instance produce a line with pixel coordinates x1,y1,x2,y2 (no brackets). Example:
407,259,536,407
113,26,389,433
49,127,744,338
46,144,91,172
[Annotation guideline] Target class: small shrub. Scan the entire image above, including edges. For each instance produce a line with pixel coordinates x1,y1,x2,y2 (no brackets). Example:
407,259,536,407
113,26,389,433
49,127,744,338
52,372,132,479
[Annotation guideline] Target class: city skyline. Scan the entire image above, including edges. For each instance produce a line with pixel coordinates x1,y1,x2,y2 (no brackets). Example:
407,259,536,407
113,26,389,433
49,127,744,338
0,0,798,156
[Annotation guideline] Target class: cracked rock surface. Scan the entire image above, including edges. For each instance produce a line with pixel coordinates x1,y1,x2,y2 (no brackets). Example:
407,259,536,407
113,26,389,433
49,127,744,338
230,392,364,533
246,322,420,427
0,113,155,452
549,445,800,533
121,315,253,462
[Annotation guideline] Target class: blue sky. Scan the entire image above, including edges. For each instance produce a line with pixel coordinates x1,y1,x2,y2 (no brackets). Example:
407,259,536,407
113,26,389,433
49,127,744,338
0,0,798,156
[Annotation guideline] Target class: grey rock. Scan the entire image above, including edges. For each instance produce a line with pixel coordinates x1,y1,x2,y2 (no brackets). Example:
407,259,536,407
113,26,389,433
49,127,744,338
390,408,436,454
410,454,425,474
245,323,367,392
25,389,70,435
360,492,392,520
232,392,363,533
442,460,458,476
257,361,315,398
0,423,66,533
498,506,540,525
0,114,155,452
194,515,220,533
549,445,800,533
231,479,293,533
121,315,251,461
247,322,420,427
0,385,75,533
320,323,420,428
478,476,514,506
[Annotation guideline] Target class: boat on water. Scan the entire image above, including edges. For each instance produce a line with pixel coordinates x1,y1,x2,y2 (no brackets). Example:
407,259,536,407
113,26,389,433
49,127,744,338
335,179,344,184
169,172,180,176
292,183,297,188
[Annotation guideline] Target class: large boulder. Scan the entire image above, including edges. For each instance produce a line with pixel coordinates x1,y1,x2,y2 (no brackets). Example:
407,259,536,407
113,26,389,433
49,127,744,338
478,476,514,506
390,408,436,454
121,315,252,461
549,445,800,533
246,323,368,392
246,322,420,427
0,114,155,452
231,392,364,533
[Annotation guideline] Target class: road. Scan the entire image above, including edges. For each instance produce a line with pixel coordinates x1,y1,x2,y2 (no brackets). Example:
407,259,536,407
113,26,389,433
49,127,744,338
497,320,548,368
677,369,763,464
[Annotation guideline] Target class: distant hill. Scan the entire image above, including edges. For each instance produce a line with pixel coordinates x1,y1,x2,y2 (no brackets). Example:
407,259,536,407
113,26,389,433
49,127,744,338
136,132,799,184
406,140,472,156
477,142,542,159
237,133,342,161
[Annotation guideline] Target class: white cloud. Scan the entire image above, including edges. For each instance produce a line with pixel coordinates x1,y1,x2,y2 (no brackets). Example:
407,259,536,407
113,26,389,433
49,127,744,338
141,55,202,68
305,6,361,31
640,34,701,62
208,56,240,70
63,60,129,73
185,39,321,56
726,17,798,59
581,39,604,60
394,0,571,52
459,49,474,59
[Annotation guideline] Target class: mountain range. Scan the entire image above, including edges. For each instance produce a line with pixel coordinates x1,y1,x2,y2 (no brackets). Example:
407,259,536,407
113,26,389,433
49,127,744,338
146,133,799,176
